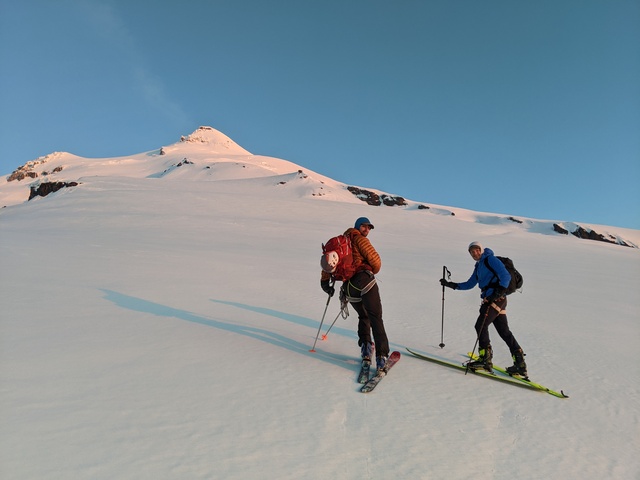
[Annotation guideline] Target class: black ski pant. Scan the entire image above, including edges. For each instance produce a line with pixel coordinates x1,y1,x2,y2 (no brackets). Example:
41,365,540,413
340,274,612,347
346,273,390,358
475,297,521,354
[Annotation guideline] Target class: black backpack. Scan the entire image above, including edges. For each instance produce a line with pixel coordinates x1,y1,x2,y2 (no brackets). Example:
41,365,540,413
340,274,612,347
484,256,523,295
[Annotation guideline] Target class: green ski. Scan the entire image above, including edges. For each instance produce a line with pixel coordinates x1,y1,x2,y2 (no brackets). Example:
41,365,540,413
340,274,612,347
467,352,568,399
406,348,540,392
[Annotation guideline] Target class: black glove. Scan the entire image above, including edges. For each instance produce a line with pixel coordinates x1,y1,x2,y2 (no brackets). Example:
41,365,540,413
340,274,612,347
321,279,335,297
486,287,506,303
440,279,458,290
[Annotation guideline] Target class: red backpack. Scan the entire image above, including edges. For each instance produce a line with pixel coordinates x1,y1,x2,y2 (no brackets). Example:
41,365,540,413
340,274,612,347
321,234,357,281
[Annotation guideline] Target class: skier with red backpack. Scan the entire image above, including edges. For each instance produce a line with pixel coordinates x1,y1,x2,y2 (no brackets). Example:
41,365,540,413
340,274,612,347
320,217,390,372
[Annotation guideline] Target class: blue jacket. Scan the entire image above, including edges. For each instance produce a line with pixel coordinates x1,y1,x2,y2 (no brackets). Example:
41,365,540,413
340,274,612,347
456,248,511,299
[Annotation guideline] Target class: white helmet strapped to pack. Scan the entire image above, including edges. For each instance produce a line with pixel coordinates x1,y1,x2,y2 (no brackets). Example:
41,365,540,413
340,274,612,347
320,251,340,273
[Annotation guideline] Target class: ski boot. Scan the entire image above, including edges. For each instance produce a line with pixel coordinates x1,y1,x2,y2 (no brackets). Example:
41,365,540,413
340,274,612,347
376,355,388,374
360,342,374,364
466,345,493,373
506,349,528,379
357,342,374,384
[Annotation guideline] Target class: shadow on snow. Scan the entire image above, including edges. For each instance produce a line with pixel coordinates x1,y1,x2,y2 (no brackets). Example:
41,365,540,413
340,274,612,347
100,289,356,370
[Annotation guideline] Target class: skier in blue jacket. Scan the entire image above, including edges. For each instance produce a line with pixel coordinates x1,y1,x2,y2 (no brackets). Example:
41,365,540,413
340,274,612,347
440,242,528,377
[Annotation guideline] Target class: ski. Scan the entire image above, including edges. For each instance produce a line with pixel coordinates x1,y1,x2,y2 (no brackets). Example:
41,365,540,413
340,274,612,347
360,351,401,393
357,360,371,384
405,348,541,392
467,352,568,398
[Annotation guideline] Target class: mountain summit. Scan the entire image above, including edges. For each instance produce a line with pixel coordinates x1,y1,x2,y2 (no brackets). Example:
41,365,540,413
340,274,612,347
1,126,637,248
175,126,252,155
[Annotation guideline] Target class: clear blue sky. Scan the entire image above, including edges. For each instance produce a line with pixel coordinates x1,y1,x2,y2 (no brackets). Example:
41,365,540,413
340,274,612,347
1,0,638,229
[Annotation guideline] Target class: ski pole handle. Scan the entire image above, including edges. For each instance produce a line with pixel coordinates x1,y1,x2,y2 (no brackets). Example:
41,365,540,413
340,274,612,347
442,266,451,282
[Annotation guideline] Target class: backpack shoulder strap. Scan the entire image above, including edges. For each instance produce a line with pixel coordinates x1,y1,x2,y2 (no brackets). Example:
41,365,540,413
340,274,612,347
345,228,359,241
484,257,498,277
483,257,500,290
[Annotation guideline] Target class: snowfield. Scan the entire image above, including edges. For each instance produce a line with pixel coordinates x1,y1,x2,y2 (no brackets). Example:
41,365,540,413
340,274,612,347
1,127,639,479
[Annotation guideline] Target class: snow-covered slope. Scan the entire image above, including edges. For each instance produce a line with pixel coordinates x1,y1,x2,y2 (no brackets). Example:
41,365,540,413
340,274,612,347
1,127,639,479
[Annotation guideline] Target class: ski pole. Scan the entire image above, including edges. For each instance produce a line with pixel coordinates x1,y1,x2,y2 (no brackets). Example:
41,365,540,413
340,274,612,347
310,289,333,352
440,266,451,348
321,296,349,340
321,311,342,341
465,306,490,375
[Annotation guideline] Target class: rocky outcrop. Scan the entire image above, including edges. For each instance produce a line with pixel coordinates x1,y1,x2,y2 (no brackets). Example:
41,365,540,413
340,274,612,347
7,169,38,181
553,224,569,235
554,223,632,247
29,182,79,200
571,225,632,247
7,155,64,182
347,186,407,207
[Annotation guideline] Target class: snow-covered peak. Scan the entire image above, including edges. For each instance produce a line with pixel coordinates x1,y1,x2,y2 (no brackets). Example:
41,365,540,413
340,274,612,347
1,126,637,248
175,126,251,155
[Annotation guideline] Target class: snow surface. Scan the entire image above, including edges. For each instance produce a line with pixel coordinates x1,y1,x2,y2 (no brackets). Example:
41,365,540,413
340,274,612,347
1,127,639,479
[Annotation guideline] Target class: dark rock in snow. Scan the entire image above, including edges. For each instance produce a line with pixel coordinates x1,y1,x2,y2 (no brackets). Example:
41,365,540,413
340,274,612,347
347,186,407,207
29,182,79,200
